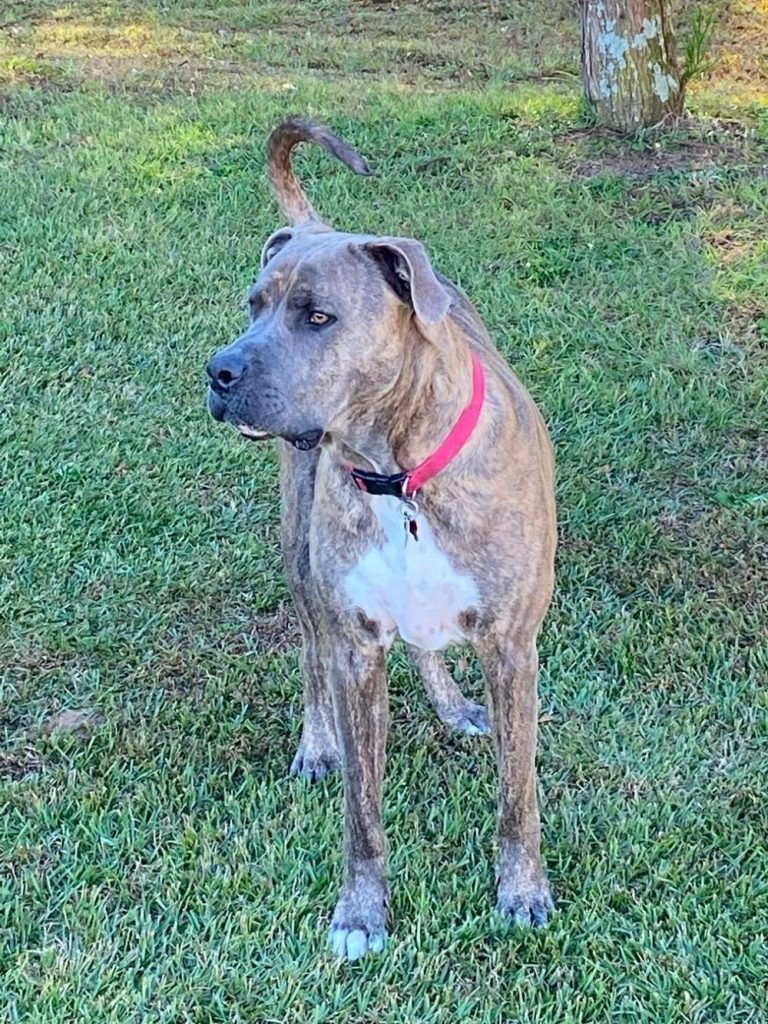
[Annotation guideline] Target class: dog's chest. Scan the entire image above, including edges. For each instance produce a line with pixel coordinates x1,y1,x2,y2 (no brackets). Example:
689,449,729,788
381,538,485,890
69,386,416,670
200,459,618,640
344,496,479,651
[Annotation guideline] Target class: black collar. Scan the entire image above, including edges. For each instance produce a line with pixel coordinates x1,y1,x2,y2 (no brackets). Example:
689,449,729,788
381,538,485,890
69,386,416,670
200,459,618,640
350,467,407,498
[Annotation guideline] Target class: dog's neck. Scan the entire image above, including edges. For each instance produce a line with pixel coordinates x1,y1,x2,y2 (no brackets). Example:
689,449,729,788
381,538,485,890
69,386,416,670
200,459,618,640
331,316,475,478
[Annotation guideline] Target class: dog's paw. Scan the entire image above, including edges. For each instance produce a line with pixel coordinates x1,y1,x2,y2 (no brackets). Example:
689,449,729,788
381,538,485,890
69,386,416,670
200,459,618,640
497,887,554,928
289,738,341,782
497,863,554,928
328,877,389,961
437,698,491,737
329,923,387,961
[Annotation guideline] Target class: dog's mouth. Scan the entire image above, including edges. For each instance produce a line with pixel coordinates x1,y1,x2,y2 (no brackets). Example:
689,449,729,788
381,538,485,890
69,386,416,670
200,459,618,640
237,423,273,442
238,423,322,451
208,387,321,451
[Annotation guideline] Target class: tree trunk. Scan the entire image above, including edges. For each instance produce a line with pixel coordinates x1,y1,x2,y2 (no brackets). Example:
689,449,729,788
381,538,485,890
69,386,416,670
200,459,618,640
581,0,684,132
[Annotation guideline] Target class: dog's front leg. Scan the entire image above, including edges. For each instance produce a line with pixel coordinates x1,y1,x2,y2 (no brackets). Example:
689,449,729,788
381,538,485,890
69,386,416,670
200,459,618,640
327,634,389,960
279,444,341,781
478,631,553,927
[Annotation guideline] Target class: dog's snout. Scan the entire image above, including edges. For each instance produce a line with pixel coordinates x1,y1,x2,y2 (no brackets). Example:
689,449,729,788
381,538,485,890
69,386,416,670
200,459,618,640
207,349,248,392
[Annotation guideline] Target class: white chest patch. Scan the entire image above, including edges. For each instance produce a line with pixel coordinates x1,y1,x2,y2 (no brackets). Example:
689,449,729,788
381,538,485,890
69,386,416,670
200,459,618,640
344,495,480,651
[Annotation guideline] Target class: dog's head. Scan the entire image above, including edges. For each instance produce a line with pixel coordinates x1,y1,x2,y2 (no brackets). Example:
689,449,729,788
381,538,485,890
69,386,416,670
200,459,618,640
206,225,451,449
206,117,451,449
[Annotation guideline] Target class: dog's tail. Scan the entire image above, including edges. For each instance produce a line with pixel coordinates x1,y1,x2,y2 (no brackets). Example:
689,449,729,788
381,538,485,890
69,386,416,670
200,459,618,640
266,116,372,225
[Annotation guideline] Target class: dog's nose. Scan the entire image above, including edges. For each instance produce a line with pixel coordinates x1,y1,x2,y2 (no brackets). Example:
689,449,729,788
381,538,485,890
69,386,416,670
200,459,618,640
206,350,247,392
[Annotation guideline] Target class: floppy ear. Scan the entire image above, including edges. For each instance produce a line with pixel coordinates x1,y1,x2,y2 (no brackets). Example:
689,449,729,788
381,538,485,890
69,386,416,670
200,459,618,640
363,237,451,325
260,228,294,268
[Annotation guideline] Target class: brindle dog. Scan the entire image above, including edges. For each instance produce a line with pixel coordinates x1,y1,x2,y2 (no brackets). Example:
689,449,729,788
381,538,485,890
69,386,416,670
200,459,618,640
207,118,556,960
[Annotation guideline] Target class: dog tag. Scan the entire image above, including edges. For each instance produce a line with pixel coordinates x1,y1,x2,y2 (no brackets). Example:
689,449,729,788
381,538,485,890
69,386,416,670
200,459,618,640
401,498,419,543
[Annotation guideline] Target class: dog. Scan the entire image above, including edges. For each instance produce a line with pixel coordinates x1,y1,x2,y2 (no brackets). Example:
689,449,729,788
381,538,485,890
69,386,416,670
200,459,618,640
206,118,557,960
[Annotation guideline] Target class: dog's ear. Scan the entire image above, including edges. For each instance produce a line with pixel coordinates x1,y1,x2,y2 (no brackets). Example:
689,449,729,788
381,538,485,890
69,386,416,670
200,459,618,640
363,237,451,325
261,228,294,268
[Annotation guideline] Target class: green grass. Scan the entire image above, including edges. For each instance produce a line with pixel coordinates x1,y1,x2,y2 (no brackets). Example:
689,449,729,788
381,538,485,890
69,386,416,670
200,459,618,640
2,2,768,1021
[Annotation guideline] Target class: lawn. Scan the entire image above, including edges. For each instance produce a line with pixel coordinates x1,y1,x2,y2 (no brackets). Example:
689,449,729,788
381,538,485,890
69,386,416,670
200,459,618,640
1,1,767,1021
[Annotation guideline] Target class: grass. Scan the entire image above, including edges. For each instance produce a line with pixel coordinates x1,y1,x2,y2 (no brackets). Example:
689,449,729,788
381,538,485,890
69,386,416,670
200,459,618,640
1,1,767,1021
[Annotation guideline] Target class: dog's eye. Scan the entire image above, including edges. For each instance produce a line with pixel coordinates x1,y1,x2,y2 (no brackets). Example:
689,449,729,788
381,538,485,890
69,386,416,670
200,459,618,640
308,310,333,327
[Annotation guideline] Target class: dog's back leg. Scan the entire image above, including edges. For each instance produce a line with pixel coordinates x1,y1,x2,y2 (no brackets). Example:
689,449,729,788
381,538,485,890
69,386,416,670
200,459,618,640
280,442,341,781
407,646,490,736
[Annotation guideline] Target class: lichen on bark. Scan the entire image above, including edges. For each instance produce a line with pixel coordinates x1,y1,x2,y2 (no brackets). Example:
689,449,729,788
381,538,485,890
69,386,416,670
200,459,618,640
581,0,685,131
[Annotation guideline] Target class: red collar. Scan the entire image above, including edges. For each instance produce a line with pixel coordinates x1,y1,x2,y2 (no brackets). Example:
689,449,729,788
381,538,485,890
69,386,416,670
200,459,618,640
348,350,485,500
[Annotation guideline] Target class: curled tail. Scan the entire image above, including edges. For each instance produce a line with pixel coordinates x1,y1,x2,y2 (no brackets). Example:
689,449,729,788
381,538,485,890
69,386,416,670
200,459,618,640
266,116,372,226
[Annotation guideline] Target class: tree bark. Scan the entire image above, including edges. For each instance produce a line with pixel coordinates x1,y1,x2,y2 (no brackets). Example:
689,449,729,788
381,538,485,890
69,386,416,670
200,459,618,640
581,0,684,132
